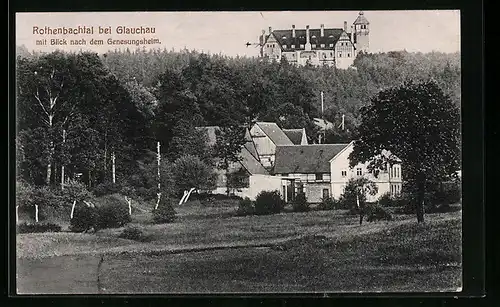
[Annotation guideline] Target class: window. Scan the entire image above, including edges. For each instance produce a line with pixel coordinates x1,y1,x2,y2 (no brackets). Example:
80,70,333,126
300,44,304,48
315,173,323,181
320,43,325,48
312,35,316,38
348,53,351,57
329,43,334,47
322,188,330,199
356,168,362,176
341,170,347,177
312,44,316,48
338,53,342,57
291,44,295,48
282,173,289,177
283,45,287,49
330,52,333,56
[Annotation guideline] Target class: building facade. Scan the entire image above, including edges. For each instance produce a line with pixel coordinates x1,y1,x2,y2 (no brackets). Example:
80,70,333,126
259,11,370,69
200,122,402,203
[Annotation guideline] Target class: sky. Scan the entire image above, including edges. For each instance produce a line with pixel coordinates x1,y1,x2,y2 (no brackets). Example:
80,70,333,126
16,10,461,57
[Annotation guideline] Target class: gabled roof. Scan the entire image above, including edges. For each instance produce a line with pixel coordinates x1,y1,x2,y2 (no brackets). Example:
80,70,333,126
282,128,305,145
239,147,269,175
274,144,349,174
267,28,346,51
197,126,268,175
244,128,260,160
254,122,293,146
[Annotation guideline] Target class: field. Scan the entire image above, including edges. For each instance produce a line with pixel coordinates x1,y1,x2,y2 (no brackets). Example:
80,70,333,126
16,200,462,294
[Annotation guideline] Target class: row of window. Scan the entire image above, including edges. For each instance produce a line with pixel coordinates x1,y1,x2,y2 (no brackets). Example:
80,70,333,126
281,166,400,181
282,43,336,49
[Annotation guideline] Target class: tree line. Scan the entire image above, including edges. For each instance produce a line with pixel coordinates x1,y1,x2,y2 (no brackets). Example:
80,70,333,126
15,46,461,205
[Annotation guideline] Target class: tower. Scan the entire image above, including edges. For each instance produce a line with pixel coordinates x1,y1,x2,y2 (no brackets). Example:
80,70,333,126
353,11,369,53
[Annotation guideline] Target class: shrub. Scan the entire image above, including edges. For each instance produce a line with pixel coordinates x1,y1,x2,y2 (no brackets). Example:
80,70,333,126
377,193,393,207
317,196,337,211
366,205,393,222
95,194,131,229
152,197,177,224
291,192,310,212
254,190,284,215
92,182,122,197
70,203,99,232
118,226,153,242
432,186,461,205
17,222,62,233
236,197,254,216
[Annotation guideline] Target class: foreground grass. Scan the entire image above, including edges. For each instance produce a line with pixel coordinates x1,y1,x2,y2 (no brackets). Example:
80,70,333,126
16,206,461,294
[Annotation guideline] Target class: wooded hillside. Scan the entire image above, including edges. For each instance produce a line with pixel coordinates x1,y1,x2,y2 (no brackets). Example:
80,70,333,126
15,46,460,192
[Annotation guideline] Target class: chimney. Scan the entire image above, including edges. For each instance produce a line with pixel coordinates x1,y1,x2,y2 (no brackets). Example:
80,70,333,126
292,25,296,38
268,26,272,34
320,24,324,37
259,30,265,45
350,25,354,42
344,21,347,31
306,25,310,44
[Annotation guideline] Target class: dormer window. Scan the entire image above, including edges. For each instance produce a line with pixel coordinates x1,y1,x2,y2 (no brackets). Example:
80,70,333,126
300,44,304,48
283,45,287,49
312,44,316,48
329,43,334,47
282,36,287,39
312,35,316,38
329,35,333,37
291,44,295,48
320,43,325,48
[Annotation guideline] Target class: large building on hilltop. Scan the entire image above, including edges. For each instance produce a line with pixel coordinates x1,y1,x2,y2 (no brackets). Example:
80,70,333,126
259,11,370,69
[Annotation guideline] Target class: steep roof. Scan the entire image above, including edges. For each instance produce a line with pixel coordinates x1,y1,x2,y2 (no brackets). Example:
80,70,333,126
274,144,349,174
244,128,260,160
239,147,269,175
353,11,370,25
255,122,293,145
282,128,305,145
267,28,345,51
196,126,268,175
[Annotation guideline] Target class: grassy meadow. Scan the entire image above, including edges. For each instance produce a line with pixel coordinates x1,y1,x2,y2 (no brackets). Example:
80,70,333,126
16,199,462,294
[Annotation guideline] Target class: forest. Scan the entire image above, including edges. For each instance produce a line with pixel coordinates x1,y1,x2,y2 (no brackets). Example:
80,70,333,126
15,45,461,200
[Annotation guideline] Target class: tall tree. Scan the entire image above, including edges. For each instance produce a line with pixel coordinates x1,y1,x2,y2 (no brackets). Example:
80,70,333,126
349,80,461,223
212,126,247,196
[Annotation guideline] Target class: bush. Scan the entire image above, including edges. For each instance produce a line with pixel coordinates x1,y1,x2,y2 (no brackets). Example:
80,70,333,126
95,194,131,229
152,197,177,224
254,190,284,215
17,222,62,233
432,186,461,205
236,197,254,216
291,192,310,212
366,205,393,222
92,182,122,197
118,226,153,242
70,203,99,232
317,196,337,211
378,193,393,207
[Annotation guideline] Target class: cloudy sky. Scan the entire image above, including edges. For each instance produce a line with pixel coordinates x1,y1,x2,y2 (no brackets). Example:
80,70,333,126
16,10,460,57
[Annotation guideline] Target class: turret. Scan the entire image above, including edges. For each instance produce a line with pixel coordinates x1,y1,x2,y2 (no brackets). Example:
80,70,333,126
353,11,370,53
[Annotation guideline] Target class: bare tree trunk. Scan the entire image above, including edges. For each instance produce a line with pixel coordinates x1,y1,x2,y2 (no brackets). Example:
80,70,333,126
61,129,66,190
35,204,39,223
112,151,116,184
46,140,54,185
416,179,425,223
